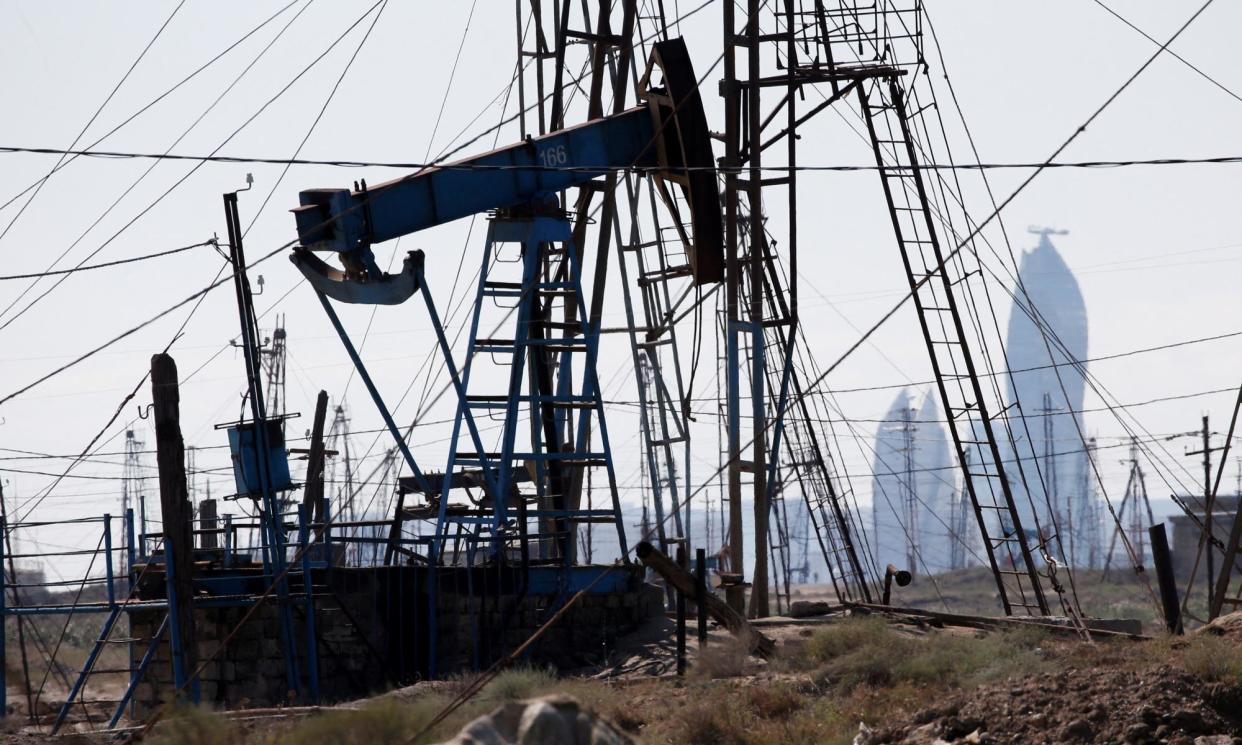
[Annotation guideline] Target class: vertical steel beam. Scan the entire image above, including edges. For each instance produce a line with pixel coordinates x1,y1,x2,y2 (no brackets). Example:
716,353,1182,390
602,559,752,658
222,192,302,689
721,0,746,616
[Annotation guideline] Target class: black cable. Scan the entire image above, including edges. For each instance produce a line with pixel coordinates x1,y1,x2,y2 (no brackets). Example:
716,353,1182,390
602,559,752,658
921,8,1212,519
0,0,368,335
0,3,316,332
0,240,213,281
0,0,302,216
4,144,1242,172
242,0,387,238
1091,0,1242,105
805,0,1219,409
0,0,187,248
12,260,229,524
0,242,289,408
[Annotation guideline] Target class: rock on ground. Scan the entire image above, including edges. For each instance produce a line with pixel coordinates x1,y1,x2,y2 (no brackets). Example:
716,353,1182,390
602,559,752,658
1195,612,1242,640
439,694,632,745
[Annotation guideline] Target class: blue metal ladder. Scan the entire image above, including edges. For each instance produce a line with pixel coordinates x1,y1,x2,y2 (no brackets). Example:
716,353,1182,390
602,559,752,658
431,214,629,568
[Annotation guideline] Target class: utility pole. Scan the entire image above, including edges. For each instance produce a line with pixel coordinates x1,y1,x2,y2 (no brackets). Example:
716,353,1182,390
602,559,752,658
720,0,745,616
1104,437,1152,578
302,391,330,524
1187,415,1224,601
743,0,771,622
1079,437,1101,569
123,430,147,557
150,353,199,701
0,478,36,722
899,405,919,572
1037,393,1064,560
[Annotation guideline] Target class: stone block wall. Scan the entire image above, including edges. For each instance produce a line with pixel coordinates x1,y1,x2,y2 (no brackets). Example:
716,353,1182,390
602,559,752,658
434,582,663,673
126,566,661,714
128,593,386,715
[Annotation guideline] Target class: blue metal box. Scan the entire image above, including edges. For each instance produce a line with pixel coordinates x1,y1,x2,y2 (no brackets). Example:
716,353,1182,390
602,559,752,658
226,419,293,498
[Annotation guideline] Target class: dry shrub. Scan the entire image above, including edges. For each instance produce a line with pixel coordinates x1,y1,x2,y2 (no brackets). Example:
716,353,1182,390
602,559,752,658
148,704,237,745
478,665,559,703
807,618,1049,692
609,705,645,734
275,697,443,745
1182,635,1242,683
806,616,891,662
673,700,750,745
746,683,802,720
693,636,752,679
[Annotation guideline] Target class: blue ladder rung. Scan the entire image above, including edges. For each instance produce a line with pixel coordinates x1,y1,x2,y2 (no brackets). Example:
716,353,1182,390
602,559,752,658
513,451,608,462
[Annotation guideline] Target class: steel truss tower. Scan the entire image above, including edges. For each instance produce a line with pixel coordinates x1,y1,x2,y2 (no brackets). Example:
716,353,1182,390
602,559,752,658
719,2,1066,617
515,1,713,572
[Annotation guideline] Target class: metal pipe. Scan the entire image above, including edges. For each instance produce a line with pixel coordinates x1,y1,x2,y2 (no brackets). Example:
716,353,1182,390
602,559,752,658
696,547,708,647
1149,523,1183,634
882,564,912,606
676,546,687,676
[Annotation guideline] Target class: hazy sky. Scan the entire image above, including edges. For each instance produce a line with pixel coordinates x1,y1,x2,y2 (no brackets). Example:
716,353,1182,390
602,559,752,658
0,2,1239,574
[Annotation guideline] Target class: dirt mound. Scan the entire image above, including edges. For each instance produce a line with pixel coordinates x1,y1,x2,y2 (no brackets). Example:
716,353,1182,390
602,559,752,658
861,666,1242,745
1196,612,1242,640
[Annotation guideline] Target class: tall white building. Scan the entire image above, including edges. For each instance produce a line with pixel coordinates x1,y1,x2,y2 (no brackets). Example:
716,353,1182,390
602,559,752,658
1002,229,1096,565
870,389,954,575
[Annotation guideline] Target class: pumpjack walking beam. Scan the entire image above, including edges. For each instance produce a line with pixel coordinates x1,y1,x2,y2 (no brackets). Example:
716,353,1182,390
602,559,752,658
290,38,722,571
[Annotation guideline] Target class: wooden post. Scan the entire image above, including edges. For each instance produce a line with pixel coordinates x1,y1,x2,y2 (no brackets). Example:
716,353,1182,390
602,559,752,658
151,353,199,690
198,499,218,550
636,542,775,658
303,391,330,523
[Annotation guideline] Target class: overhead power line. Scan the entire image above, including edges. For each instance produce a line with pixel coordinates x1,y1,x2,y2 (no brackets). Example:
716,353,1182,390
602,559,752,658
0,240,215,281
1091,0,1242,105
2,144,1242,173
0,241,289,409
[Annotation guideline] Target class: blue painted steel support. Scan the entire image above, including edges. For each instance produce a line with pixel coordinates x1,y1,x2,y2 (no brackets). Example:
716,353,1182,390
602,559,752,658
103,514,115,607
297,506,320,704
492,225,545,532
564,228,629,561
415,260,502,517
109,614,169,729
418,247,512,679
51,607,122,734
313,289,434,565
0,515,6,720
161,540,200,703
224,514,234,568
125,508,137,587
